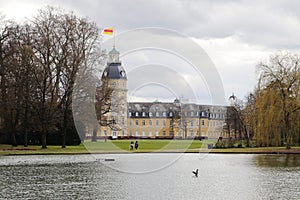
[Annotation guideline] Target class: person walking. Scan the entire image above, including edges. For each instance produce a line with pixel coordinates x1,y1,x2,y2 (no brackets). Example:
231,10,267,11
134,141,139,150
130,141,134,150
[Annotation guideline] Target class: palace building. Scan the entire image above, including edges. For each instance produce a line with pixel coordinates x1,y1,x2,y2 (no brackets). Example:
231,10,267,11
98,46,228,139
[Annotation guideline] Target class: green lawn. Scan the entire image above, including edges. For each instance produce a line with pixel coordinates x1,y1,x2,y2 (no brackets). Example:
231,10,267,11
0,139,213,155
83,139,213,153
0,140,299,155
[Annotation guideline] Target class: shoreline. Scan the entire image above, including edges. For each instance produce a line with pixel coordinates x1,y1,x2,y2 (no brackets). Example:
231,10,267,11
1,148,300,156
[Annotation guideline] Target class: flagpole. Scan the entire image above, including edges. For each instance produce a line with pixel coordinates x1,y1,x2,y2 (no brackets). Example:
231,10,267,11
113,26,116,48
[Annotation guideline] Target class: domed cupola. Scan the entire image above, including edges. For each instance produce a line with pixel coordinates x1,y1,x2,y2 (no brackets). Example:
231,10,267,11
102,46,127,80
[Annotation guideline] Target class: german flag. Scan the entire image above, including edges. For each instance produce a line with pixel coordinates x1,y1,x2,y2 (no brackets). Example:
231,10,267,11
103,28,113,35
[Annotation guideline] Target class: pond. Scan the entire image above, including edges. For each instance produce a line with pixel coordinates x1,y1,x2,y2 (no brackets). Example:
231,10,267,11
0,153,299,200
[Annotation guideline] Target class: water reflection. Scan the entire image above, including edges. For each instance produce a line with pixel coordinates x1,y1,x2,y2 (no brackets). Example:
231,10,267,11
253,154,300,168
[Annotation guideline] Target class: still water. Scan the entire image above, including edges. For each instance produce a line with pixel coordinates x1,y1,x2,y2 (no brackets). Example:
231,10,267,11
0,153,299,200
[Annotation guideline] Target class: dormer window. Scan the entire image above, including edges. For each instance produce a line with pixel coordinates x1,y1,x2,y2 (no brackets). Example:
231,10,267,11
142,112,146,117
120,71,125,77
135,112,139,117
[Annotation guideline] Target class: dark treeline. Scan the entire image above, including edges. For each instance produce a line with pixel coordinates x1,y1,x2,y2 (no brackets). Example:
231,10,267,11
0,7,103,148
224,52,300,149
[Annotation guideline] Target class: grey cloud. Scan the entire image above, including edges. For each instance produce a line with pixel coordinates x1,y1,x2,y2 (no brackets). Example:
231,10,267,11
5,0,300,49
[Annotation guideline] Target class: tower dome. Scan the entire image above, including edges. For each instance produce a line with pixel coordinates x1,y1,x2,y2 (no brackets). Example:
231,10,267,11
102,63,127,79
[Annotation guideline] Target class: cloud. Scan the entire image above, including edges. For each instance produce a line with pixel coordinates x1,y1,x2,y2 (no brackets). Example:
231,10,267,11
2,0,300,50
195,36,273,99
57,0,300,50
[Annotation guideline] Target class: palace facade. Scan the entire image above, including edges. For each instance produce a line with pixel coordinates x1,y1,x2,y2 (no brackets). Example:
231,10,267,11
98,47,228,139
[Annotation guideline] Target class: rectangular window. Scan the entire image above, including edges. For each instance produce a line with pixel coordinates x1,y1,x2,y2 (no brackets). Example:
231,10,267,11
142,120,145,126
149,120,152,126
142,131,145,136
156,131,159,136
191,120,194,127
135,131,139,136
135,120,139,125
163,120,166,126
163,131,166,136
190,131,194,137
202,120,205,126
149,131,152,136
156,120,159,126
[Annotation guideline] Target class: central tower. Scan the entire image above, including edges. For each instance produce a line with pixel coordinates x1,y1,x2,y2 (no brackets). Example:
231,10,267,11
101,47,127,138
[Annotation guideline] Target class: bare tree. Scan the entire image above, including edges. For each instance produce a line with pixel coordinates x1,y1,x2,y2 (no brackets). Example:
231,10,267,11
55,11,102,148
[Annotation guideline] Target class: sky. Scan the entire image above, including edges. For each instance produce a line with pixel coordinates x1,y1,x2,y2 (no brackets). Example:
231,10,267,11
1,0,300,105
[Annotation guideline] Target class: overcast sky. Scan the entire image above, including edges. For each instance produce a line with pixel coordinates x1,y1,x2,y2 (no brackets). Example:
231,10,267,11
1,0,300,105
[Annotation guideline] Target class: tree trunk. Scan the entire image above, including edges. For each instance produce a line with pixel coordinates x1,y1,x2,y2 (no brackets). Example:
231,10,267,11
41,129,47,149
61,111,68,148
11,130,17,147
24,131,28,147
92,127,97,142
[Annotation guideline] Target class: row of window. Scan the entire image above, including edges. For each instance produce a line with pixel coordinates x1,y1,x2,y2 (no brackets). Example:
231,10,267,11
102,130,218,137
129,130,205,137
128,111,225,119
129,111,174,117
129,119,207,127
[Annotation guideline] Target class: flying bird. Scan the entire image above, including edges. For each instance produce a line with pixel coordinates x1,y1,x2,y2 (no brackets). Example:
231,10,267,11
192,169,199,177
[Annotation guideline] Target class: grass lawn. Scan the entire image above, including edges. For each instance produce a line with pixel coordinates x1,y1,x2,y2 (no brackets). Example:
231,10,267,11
0,139,213,155
0,140,300,155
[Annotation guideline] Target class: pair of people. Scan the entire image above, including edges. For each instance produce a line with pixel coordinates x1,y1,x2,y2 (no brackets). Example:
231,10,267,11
130,141,139,150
